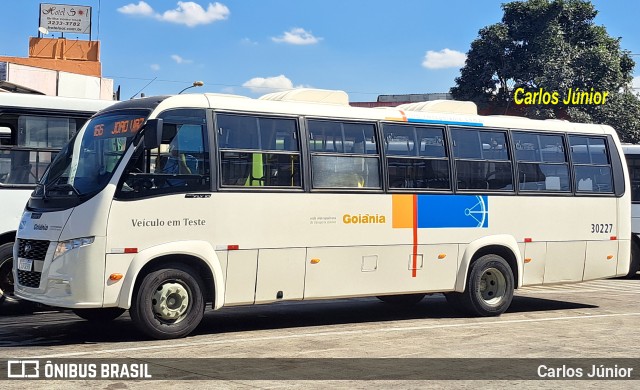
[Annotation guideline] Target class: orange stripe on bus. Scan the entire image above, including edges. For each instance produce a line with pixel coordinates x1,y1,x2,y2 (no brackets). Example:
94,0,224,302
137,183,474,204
392,194,414,229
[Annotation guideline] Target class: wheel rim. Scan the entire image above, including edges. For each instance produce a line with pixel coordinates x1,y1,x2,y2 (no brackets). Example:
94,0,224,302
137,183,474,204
478,267,507,306
152,281,190,323
0,257,16,301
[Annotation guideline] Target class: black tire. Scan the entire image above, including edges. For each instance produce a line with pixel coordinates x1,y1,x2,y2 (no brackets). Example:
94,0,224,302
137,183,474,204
624,240,640,278
130,264,205,339
72,308,125,322
0,242,17,307
445,254,514,317
377,294,426,306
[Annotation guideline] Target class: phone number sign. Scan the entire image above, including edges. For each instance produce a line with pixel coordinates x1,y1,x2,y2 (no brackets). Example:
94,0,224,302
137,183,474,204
40,3,91,34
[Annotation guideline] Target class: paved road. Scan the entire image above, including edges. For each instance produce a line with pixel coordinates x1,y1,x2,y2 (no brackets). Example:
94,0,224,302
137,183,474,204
0,276,639,388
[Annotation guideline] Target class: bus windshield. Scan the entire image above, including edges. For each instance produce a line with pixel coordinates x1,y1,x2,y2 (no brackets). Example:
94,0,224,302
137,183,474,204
36,111,148,199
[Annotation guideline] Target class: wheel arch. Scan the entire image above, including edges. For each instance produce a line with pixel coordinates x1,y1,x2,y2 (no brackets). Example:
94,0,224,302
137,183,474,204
116,241,225,310
0,231,16,247
455,235,522,293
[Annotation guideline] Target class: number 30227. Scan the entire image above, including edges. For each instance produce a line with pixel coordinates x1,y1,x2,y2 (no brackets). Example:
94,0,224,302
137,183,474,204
591,223,613,233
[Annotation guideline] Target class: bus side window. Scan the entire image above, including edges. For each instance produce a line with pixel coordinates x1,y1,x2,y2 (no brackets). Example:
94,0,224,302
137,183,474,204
626,155,640,202
570,136,613,194
513,131,570,192
217,114,302,188
451,128,513,192
117,109,210,197
383,124,450,190
308,120,381,189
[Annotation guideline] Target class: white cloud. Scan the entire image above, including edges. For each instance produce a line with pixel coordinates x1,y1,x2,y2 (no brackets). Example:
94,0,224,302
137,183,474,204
159,1,229,27
422,48,467,69
117,1,154,16
171,54,193,64
633,76,640,91
242,75,303,93
118,1,229,27
150,64,160,71
272,28,322,45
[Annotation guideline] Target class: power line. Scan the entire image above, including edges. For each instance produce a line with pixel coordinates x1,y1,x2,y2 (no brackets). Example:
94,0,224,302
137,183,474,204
128,77,157,99
105,75,385,97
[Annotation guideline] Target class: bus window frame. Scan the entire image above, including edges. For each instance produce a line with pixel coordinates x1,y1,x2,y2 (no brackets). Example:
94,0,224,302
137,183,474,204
510,129,572,195
449,126,516,194
305,116,384,193
214,110,305,193
0,109,95,188
381,122,453,193
567,133,618,197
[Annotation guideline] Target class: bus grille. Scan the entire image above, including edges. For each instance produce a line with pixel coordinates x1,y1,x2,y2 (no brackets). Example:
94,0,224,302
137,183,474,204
15,239,48,289
17,270,41,288
17,239,49,261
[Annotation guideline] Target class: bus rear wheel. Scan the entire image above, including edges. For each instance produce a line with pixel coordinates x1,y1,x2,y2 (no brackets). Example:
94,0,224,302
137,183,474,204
445,254,514,316
130,264,205,339
624,240,640,278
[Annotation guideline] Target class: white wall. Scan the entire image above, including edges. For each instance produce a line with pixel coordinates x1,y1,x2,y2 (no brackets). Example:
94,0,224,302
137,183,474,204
3,63,114,100
7,63,57,96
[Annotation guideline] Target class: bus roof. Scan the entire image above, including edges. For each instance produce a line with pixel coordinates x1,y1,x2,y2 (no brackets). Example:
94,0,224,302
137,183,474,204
622,144,640,154
0,93,115,113
111,88,617,137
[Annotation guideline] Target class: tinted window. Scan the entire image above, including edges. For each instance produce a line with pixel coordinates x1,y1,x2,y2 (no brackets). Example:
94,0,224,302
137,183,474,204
217,115,298,152
17,115,84,148
451,128,513,191
626,154,640,202
308,120,380,189
513,132,570,192
384,124,446,157
384,124,450,190
218,114,301,188
570,136,608,165
117,109,210,198
570,136,613,194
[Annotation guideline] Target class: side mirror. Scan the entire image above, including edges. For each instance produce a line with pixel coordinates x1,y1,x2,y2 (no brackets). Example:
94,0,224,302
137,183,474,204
143,119,163,149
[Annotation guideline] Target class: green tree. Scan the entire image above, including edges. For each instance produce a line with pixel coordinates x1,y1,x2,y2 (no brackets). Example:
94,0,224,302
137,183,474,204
450,0,640,142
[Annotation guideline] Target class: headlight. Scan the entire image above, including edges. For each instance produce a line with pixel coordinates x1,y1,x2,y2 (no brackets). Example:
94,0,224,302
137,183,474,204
53,237,95,260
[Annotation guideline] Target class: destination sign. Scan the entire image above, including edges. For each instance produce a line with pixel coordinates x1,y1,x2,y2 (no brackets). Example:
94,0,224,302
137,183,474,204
93,117,145,138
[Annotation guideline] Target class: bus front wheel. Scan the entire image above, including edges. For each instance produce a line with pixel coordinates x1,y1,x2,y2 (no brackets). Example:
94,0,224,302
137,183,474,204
130,264,205,339
444,254,514,316
0,242,17,307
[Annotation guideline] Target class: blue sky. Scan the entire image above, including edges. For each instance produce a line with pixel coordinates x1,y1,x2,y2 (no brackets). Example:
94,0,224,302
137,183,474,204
1,0,639,101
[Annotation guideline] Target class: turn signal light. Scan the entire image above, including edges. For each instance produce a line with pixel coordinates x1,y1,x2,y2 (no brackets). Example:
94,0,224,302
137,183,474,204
109,273,123,281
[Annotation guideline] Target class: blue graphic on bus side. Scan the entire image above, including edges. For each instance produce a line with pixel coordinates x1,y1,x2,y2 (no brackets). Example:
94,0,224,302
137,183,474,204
416,195,488,228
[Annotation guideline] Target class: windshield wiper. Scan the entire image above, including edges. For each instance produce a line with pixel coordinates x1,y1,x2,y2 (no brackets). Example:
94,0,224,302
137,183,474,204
46,183,80,197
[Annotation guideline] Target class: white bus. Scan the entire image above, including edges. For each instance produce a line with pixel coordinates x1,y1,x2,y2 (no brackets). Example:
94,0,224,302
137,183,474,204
0,93,114,307
622,144,640,277
13,89,631,339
